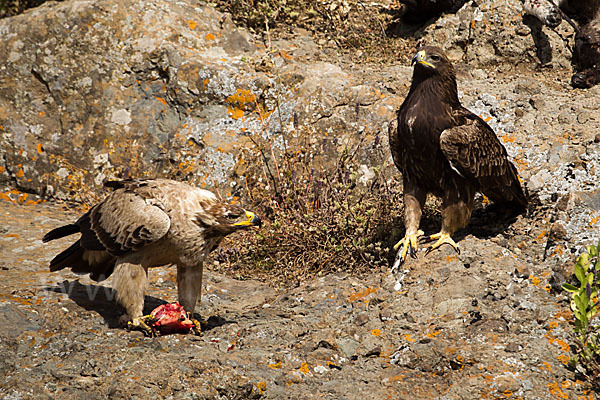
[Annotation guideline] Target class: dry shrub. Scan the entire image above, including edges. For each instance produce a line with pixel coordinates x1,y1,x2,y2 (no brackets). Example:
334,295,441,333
210,135,406,288
213,0,416,64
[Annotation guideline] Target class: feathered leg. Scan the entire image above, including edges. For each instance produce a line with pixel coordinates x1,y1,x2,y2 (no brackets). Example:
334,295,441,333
177,265,204,335
392,182,427,271
425,190,474,256
112,262,152,335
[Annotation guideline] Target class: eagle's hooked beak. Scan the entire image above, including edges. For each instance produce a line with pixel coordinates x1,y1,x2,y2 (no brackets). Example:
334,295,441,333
234,211,262,228
412,50,434,68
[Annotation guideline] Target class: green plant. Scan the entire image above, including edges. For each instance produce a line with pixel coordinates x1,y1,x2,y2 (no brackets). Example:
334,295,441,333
562,240,600,384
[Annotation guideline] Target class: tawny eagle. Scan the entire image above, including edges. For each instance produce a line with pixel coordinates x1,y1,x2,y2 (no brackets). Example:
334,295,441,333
43,179,261,335
389,46,527,268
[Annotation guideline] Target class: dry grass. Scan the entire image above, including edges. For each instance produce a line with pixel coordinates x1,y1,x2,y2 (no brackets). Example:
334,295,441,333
209,140,407,288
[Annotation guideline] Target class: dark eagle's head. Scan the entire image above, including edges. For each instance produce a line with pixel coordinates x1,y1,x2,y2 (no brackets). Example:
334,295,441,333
409,46,459,105
411,46,455,79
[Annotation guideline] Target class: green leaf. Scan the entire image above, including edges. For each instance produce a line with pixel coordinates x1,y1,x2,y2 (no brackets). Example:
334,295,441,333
574,262,587,284
562,283,579,292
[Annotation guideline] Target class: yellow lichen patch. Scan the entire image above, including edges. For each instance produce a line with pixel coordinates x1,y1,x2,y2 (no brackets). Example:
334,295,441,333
403,334,416,342
227,106,244,120
187,20,197,30
529,275,541,287
5,233,19,238
202,78,210,89
557,354,570,365
255,382,266,394
155,96,167,106
502,133,516,143
589,215,600,226
0,166,4,174
37,143,44,154
349,287,377,302
426,329,441,338
205,33,216,41
513,157,529,172
540,361,552,371
227,89,256,107
546,381,568,399
268,361,282,369
16,169,24,178
371,329,381,337
298,362,310,374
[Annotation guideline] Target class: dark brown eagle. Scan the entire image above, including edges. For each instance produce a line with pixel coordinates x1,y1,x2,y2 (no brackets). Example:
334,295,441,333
389,46,527,268
43,179,261,335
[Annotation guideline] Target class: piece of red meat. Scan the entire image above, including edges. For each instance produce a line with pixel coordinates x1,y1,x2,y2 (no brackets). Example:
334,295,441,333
149,302,194,335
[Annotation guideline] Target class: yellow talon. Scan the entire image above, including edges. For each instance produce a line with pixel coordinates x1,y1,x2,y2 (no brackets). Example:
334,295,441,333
127,315,156,337
425,232,460,255
392,230,424,272
191,318,202,336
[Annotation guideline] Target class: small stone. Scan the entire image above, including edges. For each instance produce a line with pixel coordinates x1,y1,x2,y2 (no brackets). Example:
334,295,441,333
550,222,568,240
505,342,520,353
354,312,370,326
364,346,381,357
337,337,360,358
515,264,530,279
558,110,574,124
577,111,592,124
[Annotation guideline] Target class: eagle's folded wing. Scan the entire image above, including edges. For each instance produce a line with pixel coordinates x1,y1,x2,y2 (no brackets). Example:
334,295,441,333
89,189,171,256
439,111,527,207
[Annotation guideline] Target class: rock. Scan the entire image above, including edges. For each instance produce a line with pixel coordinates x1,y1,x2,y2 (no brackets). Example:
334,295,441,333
0,0,401,198
336,336,360,358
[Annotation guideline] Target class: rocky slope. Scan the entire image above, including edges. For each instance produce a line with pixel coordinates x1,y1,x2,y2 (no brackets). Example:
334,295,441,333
1,0,599,398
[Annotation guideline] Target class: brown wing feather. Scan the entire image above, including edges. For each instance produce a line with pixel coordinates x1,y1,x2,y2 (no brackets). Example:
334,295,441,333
90,189,171,255
440,109,527,208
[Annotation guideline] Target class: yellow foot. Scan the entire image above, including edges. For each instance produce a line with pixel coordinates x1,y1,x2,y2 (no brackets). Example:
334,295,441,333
191,317,202,336
127,315,156,337
424,232,460,256
392,230,424,272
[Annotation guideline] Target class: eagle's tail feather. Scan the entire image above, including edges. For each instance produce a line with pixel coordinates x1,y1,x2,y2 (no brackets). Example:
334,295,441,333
49,240,88,272
484,181,528,213
42,224,80,243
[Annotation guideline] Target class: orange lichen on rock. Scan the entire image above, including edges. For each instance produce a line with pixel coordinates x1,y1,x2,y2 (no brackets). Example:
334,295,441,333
403,334,416,342
205,33,215,41
546,381,569,399
227,89,256,107
227,106,244,120
268,361,282,369
255,382,266,394
298,362,310,374
349,287,377,302
187,20,197,30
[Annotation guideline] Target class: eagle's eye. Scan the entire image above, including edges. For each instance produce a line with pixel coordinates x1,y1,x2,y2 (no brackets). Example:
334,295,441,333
224,210,241,220
430,54,441,62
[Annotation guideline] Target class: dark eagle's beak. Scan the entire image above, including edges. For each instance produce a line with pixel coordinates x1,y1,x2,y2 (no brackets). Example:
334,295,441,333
412,50,434,68
234,211,262,228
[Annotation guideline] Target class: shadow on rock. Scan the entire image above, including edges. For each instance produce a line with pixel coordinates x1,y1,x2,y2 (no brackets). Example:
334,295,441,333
523,15,553,65
43,280,167,328
466,201,528,240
